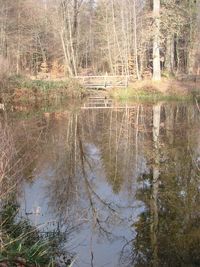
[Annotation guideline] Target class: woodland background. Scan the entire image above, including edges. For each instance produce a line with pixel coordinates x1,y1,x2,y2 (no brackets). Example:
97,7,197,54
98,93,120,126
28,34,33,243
0,0,199,80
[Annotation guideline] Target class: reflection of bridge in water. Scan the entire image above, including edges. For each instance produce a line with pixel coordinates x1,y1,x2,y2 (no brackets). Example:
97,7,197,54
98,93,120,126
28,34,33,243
82,97,136,109
74,75,129,89
82,97,113,109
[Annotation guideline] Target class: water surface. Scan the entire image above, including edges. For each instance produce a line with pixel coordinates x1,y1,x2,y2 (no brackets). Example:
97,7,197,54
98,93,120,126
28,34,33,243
3,99,200,267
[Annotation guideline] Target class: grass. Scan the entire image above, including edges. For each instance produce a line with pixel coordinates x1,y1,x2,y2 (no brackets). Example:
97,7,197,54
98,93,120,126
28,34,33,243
0,202,57,266
8,75,82,91
108,86,194,102
0,75,87,105
108,77,200,101
0,200,76,267
1,75,86,103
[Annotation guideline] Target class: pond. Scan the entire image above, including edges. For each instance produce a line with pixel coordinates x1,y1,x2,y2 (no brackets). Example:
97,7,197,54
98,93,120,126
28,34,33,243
1,98,200,267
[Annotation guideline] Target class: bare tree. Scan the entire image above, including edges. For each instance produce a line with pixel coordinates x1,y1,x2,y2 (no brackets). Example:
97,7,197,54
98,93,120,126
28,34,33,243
152,0,161,80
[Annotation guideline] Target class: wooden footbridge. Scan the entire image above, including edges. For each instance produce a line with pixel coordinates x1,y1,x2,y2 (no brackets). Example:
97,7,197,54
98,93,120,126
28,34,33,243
74,75,129,89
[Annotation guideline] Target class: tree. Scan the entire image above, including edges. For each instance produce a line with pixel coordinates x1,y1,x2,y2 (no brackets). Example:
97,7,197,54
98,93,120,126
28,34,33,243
0,0,199,78
152,0,161,81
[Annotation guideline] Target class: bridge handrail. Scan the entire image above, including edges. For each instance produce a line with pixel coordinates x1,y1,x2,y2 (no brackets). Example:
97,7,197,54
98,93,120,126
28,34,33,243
73,75,132,79
73,75,130,89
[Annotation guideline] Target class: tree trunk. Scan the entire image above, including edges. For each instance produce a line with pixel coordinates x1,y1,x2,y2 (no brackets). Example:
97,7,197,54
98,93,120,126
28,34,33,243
133,0,141,80
165,36,175,74
189,0,200,75
60,30,73,76
152,0,161,81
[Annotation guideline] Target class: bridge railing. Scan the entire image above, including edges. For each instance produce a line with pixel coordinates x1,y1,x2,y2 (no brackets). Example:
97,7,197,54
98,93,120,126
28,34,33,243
73,75,130,88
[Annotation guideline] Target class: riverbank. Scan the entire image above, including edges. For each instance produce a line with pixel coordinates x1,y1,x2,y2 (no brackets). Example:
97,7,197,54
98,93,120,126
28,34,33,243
0,75,87,106
108,79,200,101
1,76,200,108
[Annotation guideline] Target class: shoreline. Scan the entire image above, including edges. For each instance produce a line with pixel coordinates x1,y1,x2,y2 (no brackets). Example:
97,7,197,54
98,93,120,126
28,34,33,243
108,79,200,101
1,76,199,107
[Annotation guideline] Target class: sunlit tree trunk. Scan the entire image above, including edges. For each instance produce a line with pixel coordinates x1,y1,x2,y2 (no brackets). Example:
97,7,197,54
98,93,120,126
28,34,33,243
67,5,77,76
60,30,73,76
111,0,124,75
189,0,200,75
165,36,175,74
105,6,114,74
133,0,141,80
152,0,161,81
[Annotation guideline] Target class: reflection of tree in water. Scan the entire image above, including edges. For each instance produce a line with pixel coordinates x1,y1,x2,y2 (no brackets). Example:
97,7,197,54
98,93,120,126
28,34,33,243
80,106,152,194
18,102,200,266
0,113,49,201
129,166,200,267
42,112,113,239
44,107,149,243
121,103,200,267
44,113,83,227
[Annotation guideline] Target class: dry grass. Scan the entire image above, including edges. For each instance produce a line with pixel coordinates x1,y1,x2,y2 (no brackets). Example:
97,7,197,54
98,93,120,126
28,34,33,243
129,78,200,95
109,78,200,101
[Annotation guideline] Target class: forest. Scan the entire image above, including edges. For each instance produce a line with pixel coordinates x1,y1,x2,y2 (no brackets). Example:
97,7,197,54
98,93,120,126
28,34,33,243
0,0,199,81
